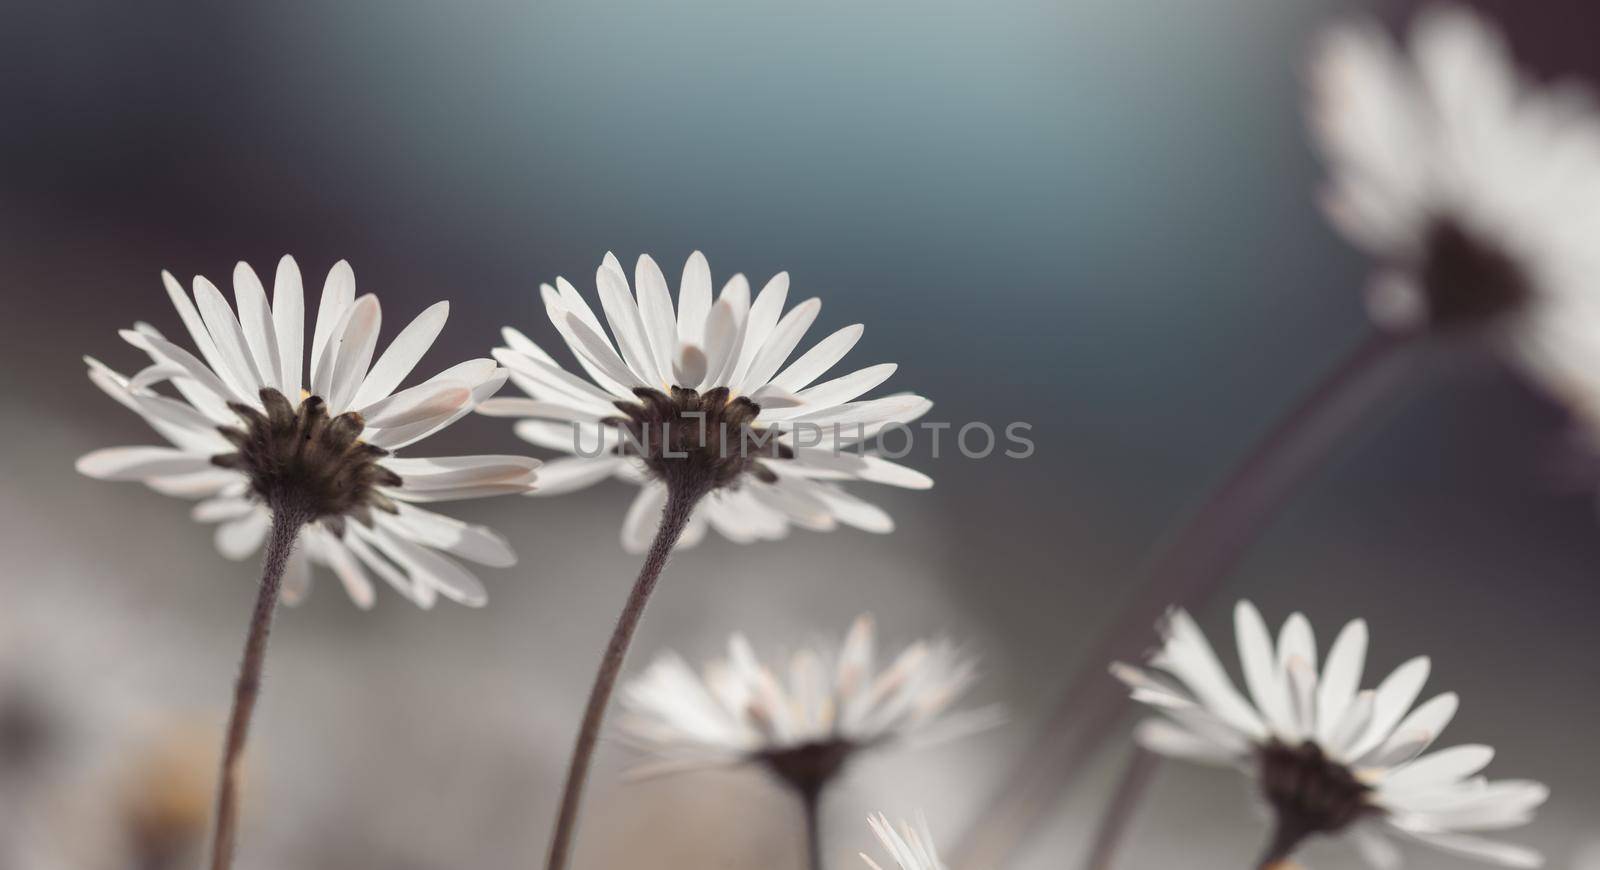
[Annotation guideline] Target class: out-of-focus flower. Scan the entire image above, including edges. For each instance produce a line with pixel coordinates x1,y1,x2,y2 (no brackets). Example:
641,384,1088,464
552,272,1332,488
862,813,945,870
117,719,217,870
482,251,932,553
76,257,536,608
1310,5,1600,397
618,616,998,792
1114,602,1547,868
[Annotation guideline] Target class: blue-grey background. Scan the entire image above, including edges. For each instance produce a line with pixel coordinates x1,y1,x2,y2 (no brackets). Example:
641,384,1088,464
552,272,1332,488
2,0,1596,867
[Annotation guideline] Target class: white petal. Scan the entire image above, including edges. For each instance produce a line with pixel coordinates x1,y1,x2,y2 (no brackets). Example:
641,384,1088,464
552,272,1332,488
1349,825,1403,870
126,392,230,451
1383,745,1495,793
1276,612,1318,676
737,297,820,394
677,251,713,346
352,300,450,409
563,312,649,392
1134,718,1239,766
1350,657,1432,758
233,262,284,394
596,257,665,387
855,455,933,489
1368,692,1459,765
359,380,471,429
748,384,803,409
808,483,895,533
121,329,244,406
699,298,743,389
192,497,256,523
1151,609,1266,740
342,528,421,605
384,455,540,489
383,505,516,567
279,548,313,606
783,394,933,429
750,481,836,531
323,294,383,413
316,533,376,610
215,511,271,560
501,326,556,364
364,363,506,451
528,457,623,495
1327,690,1377,758
144,469,242,498
1316,618,1369,745
769,324,863,392
538,285,628,398
635,254,678,382
371,527,489,607
160,270,230,391
76,446,213,481
1235,602,1295,737
272,256,305,391
309,260,356,389
1400,830,1542,868
622,482,668,553
491,347,618,411
194,275,266,396
727,272,789,388
674,343,709,387
784,363,898,414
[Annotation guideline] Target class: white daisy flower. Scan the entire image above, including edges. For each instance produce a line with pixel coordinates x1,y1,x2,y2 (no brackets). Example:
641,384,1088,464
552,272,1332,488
862,813,946,870
618,615,998,790
1114,602,1548,868
76,256,538,608
1310,4,1600,391
481,251,933,552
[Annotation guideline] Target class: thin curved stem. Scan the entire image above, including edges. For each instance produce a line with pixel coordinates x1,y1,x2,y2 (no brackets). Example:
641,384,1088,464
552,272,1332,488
955,331,1421,869
208,505,306,870
1082,750,1160,870
545,481,708,870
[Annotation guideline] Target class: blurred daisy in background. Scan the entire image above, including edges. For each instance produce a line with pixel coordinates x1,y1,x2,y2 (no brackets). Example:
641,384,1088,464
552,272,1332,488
862,813,946,870
619,615,999,787
76,257,536,608
482,251,932,552
620,616,994,870
1114,601,1547,868
1310,4,1600,402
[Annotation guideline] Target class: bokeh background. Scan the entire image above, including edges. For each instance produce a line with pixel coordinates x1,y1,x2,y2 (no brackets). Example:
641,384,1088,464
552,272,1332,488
3,0,1598,867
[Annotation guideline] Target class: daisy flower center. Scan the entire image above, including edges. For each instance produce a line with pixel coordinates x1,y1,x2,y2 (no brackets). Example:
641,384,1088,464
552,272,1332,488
755,737,856,796
1418,217,1531,329
606,386,791,492
1257,740,1376,844
212,387,402,523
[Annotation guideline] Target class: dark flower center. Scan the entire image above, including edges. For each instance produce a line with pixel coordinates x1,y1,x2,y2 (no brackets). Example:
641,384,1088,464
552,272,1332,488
1256,740,1376,861
212,387,401,524
606,386,791,493
756,737,856,797
1418,217,1531,329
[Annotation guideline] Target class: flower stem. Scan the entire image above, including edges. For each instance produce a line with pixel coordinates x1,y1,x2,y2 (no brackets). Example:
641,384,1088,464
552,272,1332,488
208,504,307,870
545,481,708,870
800,782,824,870
1082,750,1160,870
955,331,1420,869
